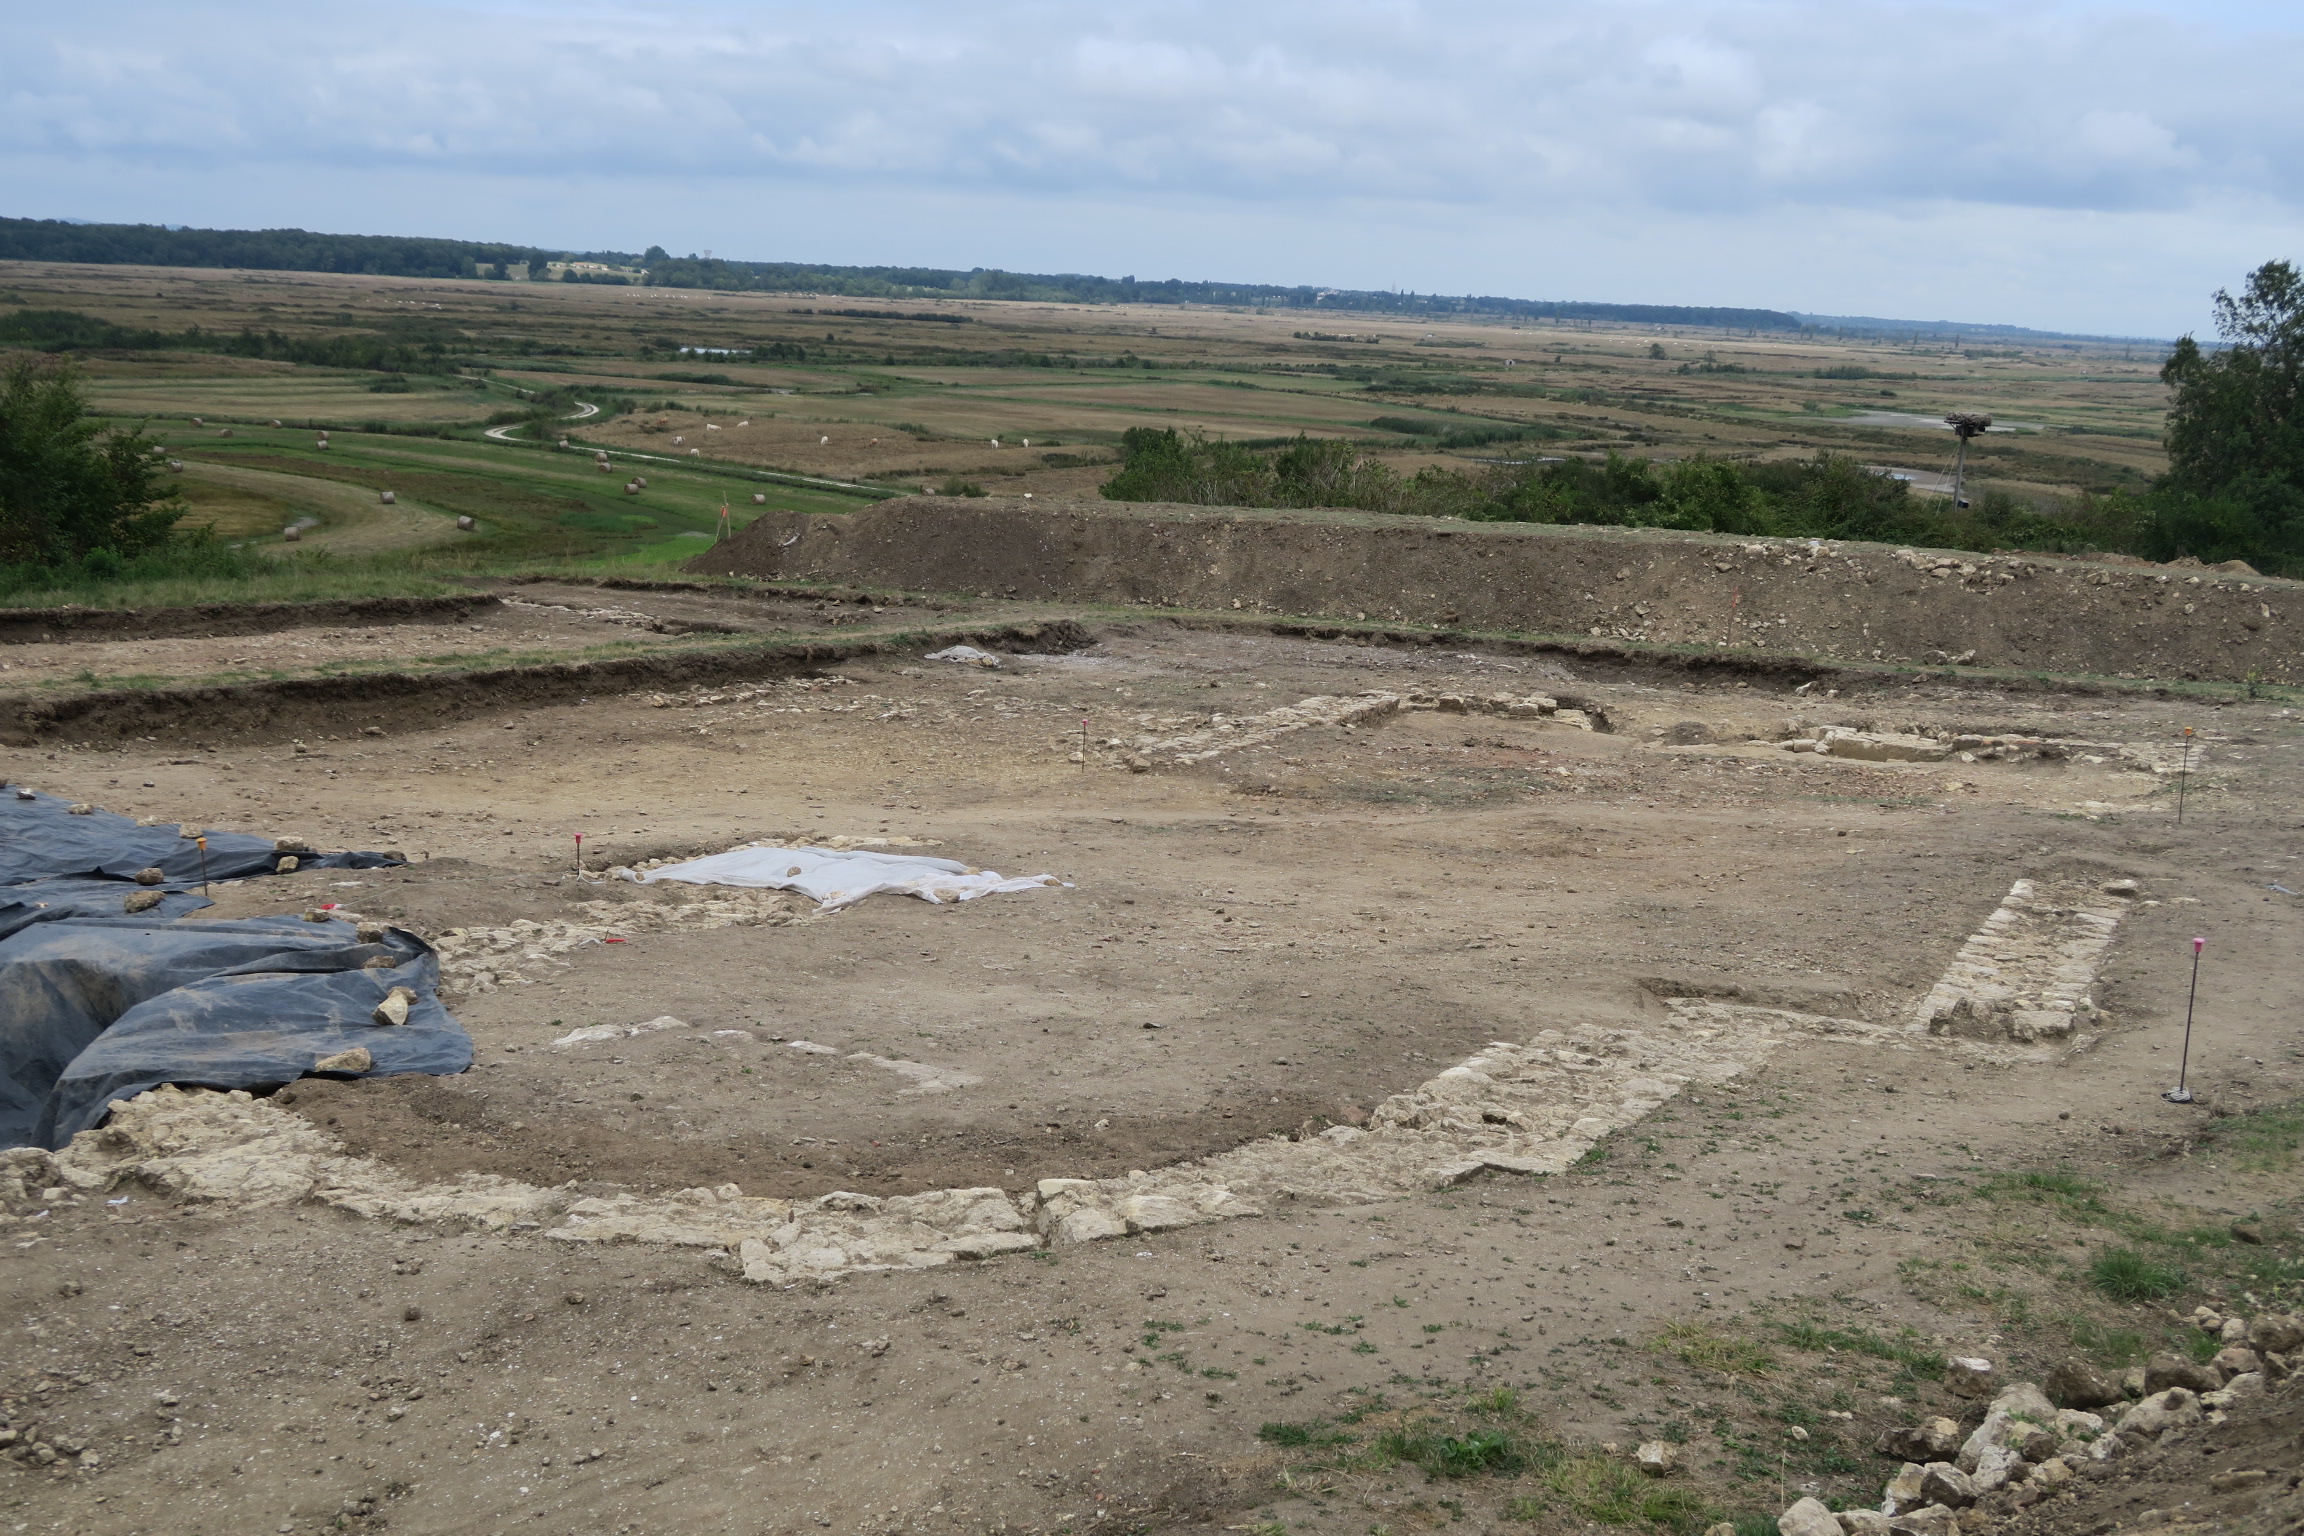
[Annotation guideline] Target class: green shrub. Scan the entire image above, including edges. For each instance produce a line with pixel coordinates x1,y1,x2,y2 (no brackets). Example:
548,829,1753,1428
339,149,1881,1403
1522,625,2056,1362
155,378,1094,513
0,530,262,600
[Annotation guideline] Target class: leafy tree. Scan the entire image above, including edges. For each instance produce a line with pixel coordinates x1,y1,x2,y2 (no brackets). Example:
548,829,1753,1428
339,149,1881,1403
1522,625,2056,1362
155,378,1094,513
2149,260,2304,569
0,355,186,568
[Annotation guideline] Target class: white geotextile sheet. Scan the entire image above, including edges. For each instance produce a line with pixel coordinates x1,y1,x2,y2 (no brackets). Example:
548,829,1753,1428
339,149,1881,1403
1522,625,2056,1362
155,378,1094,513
629,845,1062,912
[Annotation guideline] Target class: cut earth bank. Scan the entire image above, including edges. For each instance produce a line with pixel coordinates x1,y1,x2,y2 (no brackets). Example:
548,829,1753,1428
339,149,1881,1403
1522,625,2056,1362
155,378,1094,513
0,605,2298,1536
697,497,2302,687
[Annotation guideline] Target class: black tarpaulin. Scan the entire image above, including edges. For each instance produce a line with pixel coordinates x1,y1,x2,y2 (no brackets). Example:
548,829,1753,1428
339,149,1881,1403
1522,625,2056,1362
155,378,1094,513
0,788,469,1149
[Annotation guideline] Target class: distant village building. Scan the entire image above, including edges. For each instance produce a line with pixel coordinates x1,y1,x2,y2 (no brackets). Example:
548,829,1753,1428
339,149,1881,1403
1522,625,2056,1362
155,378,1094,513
542,260,644,282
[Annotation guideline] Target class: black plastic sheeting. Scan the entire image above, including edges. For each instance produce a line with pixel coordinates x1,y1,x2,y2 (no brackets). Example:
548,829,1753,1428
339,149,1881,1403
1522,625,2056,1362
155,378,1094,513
0,789,471,1150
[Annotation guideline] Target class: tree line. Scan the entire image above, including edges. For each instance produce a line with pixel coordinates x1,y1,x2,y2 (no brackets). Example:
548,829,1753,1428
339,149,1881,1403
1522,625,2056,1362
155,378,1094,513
0,307,444,372
626,250,1802,326
0,217,554,280
0,218,1803,328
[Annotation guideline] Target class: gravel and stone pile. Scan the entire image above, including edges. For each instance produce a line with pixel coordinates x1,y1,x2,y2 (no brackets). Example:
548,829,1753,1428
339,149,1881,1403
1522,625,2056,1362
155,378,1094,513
1772,1308,2302,1536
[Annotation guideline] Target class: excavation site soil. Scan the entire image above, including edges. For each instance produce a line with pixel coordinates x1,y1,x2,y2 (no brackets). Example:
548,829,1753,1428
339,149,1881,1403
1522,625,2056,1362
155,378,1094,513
2,576,2300,1536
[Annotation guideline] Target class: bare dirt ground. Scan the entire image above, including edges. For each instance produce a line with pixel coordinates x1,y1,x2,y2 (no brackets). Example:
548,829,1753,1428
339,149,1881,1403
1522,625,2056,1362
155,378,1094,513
0,585,965,699
1,596,2299,1536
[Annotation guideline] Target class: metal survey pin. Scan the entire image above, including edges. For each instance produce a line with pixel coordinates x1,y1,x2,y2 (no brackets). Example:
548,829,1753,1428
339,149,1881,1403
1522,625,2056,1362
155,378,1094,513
2162,936,2204,1103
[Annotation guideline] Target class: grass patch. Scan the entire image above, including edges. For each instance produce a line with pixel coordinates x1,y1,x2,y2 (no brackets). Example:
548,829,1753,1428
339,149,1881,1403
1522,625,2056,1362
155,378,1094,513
2067,1318,2154,1368
1374,1423,1527,1478
1654,1320,1776,1376
2203,1103,2304,1173
172,476,314,538
1969,1168,2116,1223
2089,1247,2187,1302
1770,1321,1943,1374
1939,1124,2304,1311
1259,1385,1754,1536
1513,1452,1716,1533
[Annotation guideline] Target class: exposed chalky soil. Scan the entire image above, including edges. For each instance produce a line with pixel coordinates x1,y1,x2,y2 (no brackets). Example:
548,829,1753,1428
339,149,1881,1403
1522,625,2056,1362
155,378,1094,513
0,607,2300,1536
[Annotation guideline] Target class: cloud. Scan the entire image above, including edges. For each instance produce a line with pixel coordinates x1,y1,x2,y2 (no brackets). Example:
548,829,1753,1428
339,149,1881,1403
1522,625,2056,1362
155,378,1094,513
3,0,2301,334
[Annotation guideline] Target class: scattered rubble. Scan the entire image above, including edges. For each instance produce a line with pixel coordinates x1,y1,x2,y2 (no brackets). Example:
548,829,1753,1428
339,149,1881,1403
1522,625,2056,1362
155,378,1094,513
924,645,1003,668
1128,689,1586,767
1767,722,2203,780
501,596,698,634
552,1015,692,1047
427,890,805,995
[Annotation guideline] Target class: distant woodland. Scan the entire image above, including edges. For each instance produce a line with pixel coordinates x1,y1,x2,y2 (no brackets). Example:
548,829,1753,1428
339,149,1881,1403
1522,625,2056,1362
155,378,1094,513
0,218,555,282
0,217,1805,330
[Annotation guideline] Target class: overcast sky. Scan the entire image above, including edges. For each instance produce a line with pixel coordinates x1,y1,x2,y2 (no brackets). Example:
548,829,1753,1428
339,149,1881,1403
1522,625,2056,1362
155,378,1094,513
7,1,2300,337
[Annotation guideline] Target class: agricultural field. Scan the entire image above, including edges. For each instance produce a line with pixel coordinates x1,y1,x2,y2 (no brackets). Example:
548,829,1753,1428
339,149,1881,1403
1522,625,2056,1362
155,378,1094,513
0,257,2175,573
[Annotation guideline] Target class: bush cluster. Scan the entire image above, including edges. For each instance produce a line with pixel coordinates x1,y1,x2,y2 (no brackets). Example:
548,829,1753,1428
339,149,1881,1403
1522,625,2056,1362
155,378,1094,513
1099,426,2149,555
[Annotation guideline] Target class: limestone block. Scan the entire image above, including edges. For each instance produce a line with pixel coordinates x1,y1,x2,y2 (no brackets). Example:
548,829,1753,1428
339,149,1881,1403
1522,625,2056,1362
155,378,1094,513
1919,1462,1976,1507
2248,1314,2304,1353
2117,1388,2203,1438
1050,1209,1126,1245
1887,1505,1961,1536
1119,1194,1200,1233
1881,1464,1928,1516
1778,1497,1840,1536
